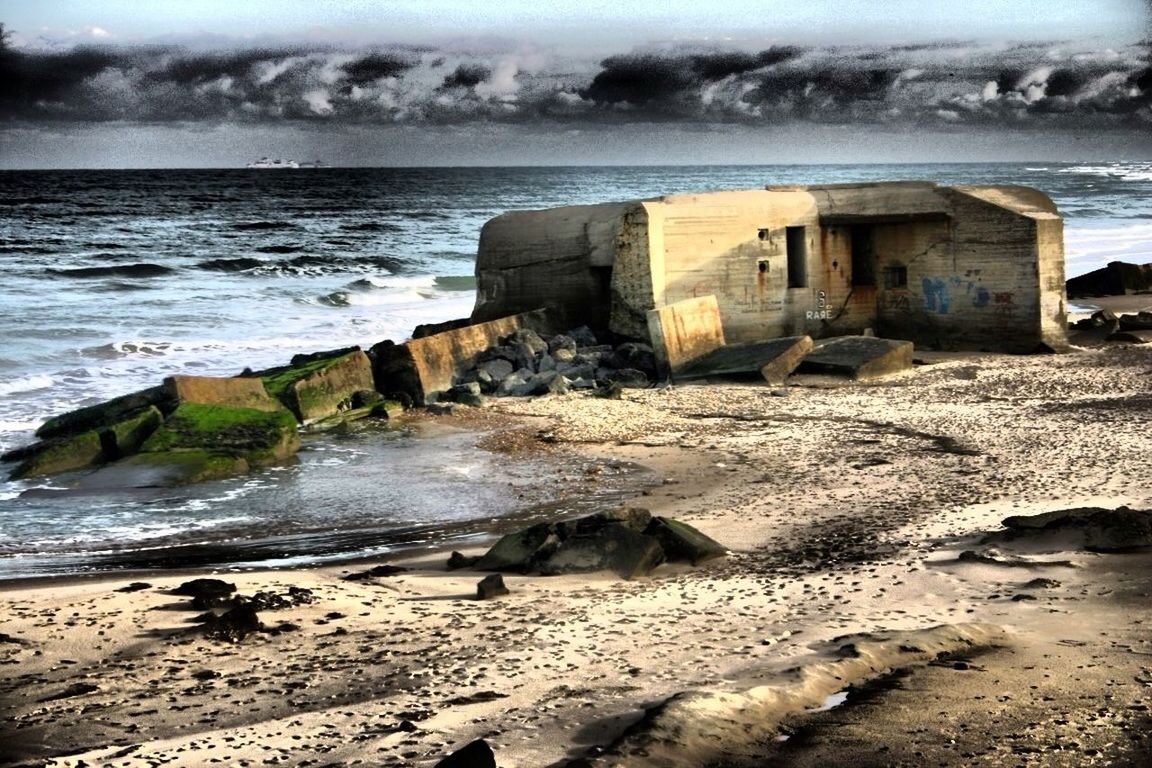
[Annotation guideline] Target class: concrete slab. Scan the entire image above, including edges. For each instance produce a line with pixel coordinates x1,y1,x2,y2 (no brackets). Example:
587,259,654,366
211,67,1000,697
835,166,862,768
646,295,726,378
798,336,914,380
674,336,813,385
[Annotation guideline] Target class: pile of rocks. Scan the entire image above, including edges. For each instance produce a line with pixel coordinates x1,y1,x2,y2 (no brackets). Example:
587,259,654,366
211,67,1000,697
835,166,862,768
441,326,658,404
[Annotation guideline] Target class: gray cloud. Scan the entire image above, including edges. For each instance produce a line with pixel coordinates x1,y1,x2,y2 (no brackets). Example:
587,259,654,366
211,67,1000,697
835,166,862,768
1,32,1148,131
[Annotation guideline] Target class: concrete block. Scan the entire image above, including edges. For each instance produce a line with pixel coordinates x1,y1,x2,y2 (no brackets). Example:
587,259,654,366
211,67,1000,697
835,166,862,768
798,336,914,380
372,309,553,404
674,336,813,385
164,375,281,412
646,295,726,378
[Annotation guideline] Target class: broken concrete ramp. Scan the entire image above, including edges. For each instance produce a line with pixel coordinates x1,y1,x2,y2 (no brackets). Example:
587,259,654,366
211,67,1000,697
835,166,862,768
674,336,813,385
798,336,914,380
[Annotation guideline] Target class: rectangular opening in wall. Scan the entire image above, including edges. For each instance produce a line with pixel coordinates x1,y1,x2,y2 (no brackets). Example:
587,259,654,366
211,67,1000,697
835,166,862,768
785,226,807,288
883,265,908,289
850,225,876,287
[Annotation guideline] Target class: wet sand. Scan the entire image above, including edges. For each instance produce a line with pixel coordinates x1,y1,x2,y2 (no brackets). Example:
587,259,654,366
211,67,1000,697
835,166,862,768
2,341,1152,767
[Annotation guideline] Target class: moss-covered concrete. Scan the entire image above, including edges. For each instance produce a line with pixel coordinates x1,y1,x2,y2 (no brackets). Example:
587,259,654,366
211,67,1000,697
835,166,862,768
34,386,171,440
7,405,165,480
141,402,300,466
257,349,375,423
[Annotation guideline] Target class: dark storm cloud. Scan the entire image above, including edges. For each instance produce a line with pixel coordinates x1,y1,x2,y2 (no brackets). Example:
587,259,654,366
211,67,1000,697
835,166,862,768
340,52,413,86
0,32,1148,130
439,64,491,90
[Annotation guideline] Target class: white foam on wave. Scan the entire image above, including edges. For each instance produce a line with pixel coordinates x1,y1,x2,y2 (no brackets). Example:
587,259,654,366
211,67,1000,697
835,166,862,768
0,374,54,397
1060,163,1152,183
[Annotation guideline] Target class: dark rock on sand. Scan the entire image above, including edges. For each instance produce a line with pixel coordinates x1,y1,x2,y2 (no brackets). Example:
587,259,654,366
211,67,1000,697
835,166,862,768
201,603,263,642
994,506,1152,551
539,525,666,580
435,739,496,768
38,682,100,702
342,564,409,581
474,508,723,580
115,582,153,593
477,574,510,600
447,551,480,570
644,516,728,565
172,578,236,599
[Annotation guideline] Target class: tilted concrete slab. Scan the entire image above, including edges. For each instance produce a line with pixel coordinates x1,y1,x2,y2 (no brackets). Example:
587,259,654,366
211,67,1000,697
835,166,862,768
646,295,726,378
797,336,914,380
674,336,813,385
372,309,554,404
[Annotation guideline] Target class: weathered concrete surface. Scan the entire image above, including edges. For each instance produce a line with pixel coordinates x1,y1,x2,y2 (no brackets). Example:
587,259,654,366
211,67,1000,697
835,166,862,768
473,182,1066,355
277,351,375,423
33,385,170,440
472,202,639,332
6,406,165,480
798,336,914,380
372,310,553,404
646,295,726,378
674,336,813,385
164,375,282,412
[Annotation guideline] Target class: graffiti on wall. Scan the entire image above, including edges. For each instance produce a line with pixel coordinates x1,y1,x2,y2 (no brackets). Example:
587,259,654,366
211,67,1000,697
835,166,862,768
920,271,998,315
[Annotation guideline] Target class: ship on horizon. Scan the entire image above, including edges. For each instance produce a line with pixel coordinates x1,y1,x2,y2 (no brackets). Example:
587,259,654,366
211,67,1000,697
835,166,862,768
246,158,326,169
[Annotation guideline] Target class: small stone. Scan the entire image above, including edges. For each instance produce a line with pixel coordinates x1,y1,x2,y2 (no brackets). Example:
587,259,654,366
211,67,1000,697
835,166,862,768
476,574,510,600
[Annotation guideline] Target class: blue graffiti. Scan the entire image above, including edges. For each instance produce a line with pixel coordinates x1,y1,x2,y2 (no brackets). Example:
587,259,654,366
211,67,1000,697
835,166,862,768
972,286,990,308
922,277,950,314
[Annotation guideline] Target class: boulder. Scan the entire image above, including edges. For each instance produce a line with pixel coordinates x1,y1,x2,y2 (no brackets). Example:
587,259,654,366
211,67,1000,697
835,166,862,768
474,509,725,579
644,517,728,565
610,342,658,377
548,334,578,355
996,506,1152,551
172,578,237,599
538,524,666,580
476,574,510,600
435,740,496,768
601,367,650,388
1118,311,1152,331
474,522,561,572
201,603,263,642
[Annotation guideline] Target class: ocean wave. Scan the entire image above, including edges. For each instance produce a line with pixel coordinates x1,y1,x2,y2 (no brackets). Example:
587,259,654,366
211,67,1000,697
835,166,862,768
246,254,411,276
255,244,303,254
232,221,299,231
196,257,266,272
313,289,430,307
434,275,477,290
0,374,54,397
80,340,173,360
1060,163,1152,183
48,263,175,279
343,222,404,233
90,280,155,292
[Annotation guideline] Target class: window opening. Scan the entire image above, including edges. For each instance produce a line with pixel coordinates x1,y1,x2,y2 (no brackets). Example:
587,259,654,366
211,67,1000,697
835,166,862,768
786,226,807,288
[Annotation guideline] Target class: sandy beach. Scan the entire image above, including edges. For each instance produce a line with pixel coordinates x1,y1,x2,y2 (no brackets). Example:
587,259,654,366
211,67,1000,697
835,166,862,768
3,331,1152,766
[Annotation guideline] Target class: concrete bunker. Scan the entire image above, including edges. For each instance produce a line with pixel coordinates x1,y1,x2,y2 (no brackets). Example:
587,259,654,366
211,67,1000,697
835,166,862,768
472,182,1067,354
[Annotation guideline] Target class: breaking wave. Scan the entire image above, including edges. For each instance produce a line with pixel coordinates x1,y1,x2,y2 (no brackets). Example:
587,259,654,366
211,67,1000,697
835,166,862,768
48,263,175,279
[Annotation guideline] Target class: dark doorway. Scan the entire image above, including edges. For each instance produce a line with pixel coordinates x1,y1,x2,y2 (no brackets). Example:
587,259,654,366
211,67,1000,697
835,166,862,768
850,225,876,287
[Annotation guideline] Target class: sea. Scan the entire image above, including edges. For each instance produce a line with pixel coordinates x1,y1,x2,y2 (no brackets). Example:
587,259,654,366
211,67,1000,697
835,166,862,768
1,162,1150,580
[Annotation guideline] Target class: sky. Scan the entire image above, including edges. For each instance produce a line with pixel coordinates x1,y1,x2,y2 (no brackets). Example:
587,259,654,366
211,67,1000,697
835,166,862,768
0,0,1150,167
